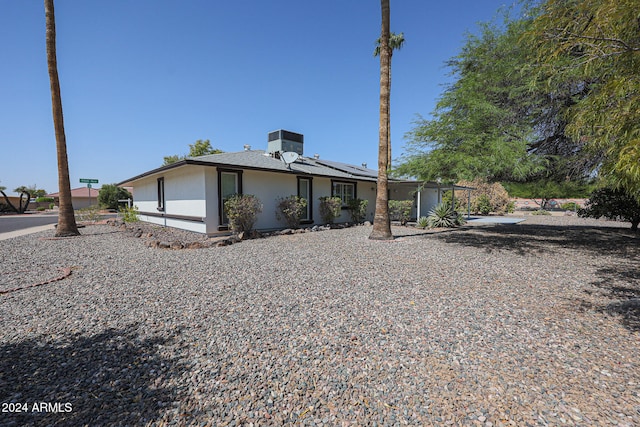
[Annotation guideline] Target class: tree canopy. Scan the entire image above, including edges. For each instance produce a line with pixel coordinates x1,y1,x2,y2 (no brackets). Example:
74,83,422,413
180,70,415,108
98,184,132,210
163,139,223,165
396,0,639,200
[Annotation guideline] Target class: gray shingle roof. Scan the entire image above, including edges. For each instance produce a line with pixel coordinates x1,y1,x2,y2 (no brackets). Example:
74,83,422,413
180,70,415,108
119,150,378,185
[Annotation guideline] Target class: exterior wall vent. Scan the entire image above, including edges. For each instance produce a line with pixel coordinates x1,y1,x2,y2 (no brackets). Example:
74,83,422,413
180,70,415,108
267,129,303,156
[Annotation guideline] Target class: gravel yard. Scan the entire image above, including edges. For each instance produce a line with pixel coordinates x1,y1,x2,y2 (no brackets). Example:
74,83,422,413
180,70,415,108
1,216,638,426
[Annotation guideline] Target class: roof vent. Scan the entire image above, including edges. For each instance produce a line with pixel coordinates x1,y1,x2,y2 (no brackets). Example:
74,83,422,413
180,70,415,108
267,129,303,156
243,144,251,151
313,153,320,159
362,162,367,168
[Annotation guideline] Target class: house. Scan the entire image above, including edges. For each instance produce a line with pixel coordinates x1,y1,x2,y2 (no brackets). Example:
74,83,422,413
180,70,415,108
118,130,467,235
47,187,101,210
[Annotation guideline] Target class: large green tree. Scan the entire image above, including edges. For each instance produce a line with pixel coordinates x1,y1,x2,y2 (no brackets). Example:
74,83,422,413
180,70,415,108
163,139,223,165
45,0,79,236
526,0,640,197
369,0,393,240
98,184,132,210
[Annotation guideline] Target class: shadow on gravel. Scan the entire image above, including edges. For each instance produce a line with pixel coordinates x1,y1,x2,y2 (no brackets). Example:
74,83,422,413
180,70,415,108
0,324,182,425
589,263,640,332
427,223,637,257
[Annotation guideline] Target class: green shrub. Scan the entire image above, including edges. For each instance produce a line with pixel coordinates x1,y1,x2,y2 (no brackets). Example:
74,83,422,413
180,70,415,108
35,197,54,203
276,195,307,228
388,200,413,225
560,202,579,211
474,194,493,215
224,194,262,233
319,196,342,224
531,209,551,215
505,200,515,213
347,198,368,223
75,205,102,222
427,203,466,228
417,216,429,229
119,205,140,223
579,187,640,231
36,206,46,211
49,203,55,210
98,184,133,210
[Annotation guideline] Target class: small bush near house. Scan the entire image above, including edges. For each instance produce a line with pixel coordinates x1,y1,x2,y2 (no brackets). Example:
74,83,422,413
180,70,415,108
120,205,140,223
36,206,46,211
388,200,413,225
75,205,102,222
560,202,579,211
417,216,429,229
578,187,640,231
427,203,466,228
225,194,263,233
319,196,342,224
35,197,54,203
474,194,493,215
276,196,307,228
347,198,368,223
531,209,551,215
49,203,55,210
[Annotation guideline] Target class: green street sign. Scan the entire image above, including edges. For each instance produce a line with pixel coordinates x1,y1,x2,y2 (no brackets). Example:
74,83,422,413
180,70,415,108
79,178,99,184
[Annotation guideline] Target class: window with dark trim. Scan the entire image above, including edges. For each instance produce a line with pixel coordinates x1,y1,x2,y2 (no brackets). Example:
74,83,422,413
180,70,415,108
157,177,165,211
331,180,356,207
297,176,313,223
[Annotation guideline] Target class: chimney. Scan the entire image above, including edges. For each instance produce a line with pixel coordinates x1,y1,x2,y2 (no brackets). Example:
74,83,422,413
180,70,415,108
267,129,304,156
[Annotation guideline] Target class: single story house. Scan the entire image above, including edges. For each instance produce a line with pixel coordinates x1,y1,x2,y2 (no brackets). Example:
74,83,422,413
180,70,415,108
47,187,101,210
118,130,468,235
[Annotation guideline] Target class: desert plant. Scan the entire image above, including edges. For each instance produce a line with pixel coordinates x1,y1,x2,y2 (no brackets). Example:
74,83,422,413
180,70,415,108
36,197,54,203
416,216,429,229
347,198,368,223
224,194,262,233
49,203,55,210
98,184,132,210
119,205,140,223
388,199,413,225
36,206,46,211
427,203,466,228
75,205,102,222
560,202,579,211
319,196,342,224
276,195,307,228
474,194,493,215
531,209,551,215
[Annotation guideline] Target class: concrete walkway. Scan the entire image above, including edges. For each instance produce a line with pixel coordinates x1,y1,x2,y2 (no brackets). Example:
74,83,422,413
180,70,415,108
465,216,526,224
0,224,56,241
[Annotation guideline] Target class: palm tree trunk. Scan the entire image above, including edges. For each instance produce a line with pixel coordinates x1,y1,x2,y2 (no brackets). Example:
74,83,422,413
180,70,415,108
369,0,393,240
45,0,79,237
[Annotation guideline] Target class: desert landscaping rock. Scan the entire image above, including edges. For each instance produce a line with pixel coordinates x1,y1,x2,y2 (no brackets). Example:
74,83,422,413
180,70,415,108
1,216,638,425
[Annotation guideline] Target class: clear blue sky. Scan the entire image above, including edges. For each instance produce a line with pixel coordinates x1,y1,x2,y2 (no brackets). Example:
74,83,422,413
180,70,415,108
1,0,517,195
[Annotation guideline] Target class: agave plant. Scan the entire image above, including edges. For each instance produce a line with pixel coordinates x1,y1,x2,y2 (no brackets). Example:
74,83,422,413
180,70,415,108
416,216,429,229
427,203,466,228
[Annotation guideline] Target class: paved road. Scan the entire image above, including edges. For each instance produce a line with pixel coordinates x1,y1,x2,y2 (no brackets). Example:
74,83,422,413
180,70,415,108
0,213,59,233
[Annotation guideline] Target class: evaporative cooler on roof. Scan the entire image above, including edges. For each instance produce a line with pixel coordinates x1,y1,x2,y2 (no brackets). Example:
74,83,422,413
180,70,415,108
267,130,304,156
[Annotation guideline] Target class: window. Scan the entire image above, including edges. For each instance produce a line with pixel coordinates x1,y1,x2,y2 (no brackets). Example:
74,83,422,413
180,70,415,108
157,177,165,211
297,177,312,222
218,170,242,225
331,181,356,206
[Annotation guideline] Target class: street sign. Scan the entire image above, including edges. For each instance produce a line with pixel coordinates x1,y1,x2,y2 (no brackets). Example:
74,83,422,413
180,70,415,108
79,178,99,184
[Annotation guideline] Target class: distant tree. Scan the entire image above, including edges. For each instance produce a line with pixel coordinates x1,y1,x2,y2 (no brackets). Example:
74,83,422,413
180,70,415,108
0,185,18,213
579,188,640,231
369,0,393,241
45,0,79,237
503,179,595,210
98,184,132,210
0,185,44,214
163,139,223,165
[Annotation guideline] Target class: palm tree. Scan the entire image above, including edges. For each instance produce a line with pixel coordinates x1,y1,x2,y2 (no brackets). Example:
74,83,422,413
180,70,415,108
45,0,79,237
374,32,404,170
369,0,393,240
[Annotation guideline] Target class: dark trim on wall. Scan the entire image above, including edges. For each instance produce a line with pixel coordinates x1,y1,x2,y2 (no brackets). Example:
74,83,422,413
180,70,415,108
139,211,205,223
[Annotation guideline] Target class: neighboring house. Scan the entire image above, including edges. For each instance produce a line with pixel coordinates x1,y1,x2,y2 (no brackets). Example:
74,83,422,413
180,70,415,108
47,187,100,210
118,130,467,235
